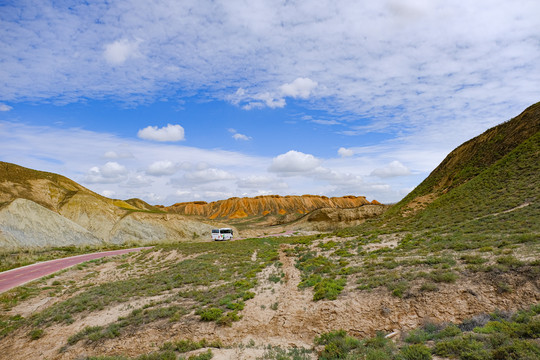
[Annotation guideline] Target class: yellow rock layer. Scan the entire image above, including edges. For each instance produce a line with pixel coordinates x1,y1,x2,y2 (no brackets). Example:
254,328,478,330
166,194,375,219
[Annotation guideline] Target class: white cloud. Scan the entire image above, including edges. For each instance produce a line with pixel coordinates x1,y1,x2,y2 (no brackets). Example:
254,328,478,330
0,103,12,111
146,160,178,176
269,150,321,174
229,128,252,141
104,150,133,159
123,174,153,188
0,120,434,204
241,91,286,110
280,77,318,99
312,119,340,125
182,168,236,184
232,78,317,110
0,0,536,134
103,38,140,65
101,161,127,177
102,190,116,198
138,124,185,142
233,133,251,141
84,161,128,184
237,175,288,190
338,147,354,157
370,160,411,178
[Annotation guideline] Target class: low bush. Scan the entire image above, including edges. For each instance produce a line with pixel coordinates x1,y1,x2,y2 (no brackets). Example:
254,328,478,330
198,308,223,322
313,278,346,301
315,330,361,359
399,344,432,360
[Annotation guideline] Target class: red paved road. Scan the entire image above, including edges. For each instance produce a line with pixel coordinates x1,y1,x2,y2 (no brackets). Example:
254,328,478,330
0,247,151,293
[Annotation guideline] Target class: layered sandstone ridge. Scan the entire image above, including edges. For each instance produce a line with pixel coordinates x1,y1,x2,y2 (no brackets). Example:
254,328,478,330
165,195,376,219
0,162,382,249
0,162,231,249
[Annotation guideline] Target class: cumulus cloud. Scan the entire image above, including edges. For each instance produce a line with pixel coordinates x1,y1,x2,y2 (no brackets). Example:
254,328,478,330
138,124,185,142
84,161,128,184
269,150,321,174
182,168,236,184
338,147,354,157
280,77,318,99
146,160,178,176
103,38,140,65
101,190,116,198
123,174,153,188
239,91,286,110
370,160,411,178
0,103,12,111
228,128,252,141
236,175,288,190
100,161,127,177
233,133,251,141
231,77,317,110
103,150,133,159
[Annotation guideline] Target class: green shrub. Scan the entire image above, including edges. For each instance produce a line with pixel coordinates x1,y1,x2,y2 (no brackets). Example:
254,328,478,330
313,278,346,301
399,344,432,360
419,282,438,292
29,328,44,340
435,324,462,339
433,335,487,359
404,329,431,344
491,339,540,360
242,291,255,301
216,311,240,326
429,270,458,283
387,281,408,298
315,330,361,360
187,349,213,360
198,308,223,322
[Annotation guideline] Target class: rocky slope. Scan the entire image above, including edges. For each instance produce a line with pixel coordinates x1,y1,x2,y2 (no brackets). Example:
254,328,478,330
0,162,381,249
0,198,103,248
386,101,540,222
165,194,376,219
0,162,231,249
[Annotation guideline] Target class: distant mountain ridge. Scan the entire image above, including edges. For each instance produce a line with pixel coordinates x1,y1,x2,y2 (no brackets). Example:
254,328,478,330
0,161,159,214
0,162,230,248
0,162,380,248
164,195,377,219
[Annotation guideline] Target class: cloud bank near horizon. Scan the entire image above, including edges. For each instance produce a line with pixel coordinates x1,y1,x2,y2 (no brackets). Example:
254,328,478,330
0,121,420,204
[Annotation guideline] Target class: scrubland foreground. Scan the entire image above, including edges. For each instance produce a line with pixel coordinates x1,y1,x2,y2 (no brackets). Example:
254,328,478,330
0,226,538,359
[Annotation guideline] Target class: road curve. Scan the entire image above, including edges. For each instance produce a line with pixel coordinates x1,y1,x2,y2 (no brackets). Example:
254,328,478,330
0,247,152,293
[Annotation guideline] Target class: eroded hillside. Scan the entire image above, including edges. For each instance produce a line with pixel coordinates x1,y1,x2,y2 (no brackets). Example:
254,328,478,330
0,162,383,249
165,195,376,219
389,101,540,218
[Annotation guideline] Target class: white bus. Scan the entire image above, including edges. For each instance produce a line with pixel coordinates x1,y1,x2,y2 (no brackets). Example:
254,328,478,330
211,228,233,241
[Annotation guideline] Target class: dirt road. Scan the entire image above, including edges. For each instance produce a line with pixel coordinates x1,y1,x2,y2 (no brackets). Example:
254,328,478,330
0,247,151,293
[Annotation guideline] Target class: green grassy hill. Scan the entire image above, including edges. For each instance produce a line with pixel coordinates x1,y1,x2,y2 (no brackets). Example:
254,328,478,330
381,102,540,233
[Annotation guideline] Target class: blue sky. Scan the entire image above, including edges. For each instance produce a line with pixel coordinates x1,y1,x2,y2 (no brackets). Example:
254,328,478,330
1,1,539,205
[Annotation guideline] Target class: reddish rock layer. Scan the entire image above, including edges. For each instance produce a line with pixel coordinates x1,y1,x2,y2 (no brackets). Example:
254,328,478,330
165,194,373,219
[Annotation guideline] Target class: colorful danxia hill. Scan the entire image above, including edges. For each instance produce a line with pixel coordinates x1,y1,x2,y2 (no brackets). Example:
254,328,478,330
163,195,379,219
